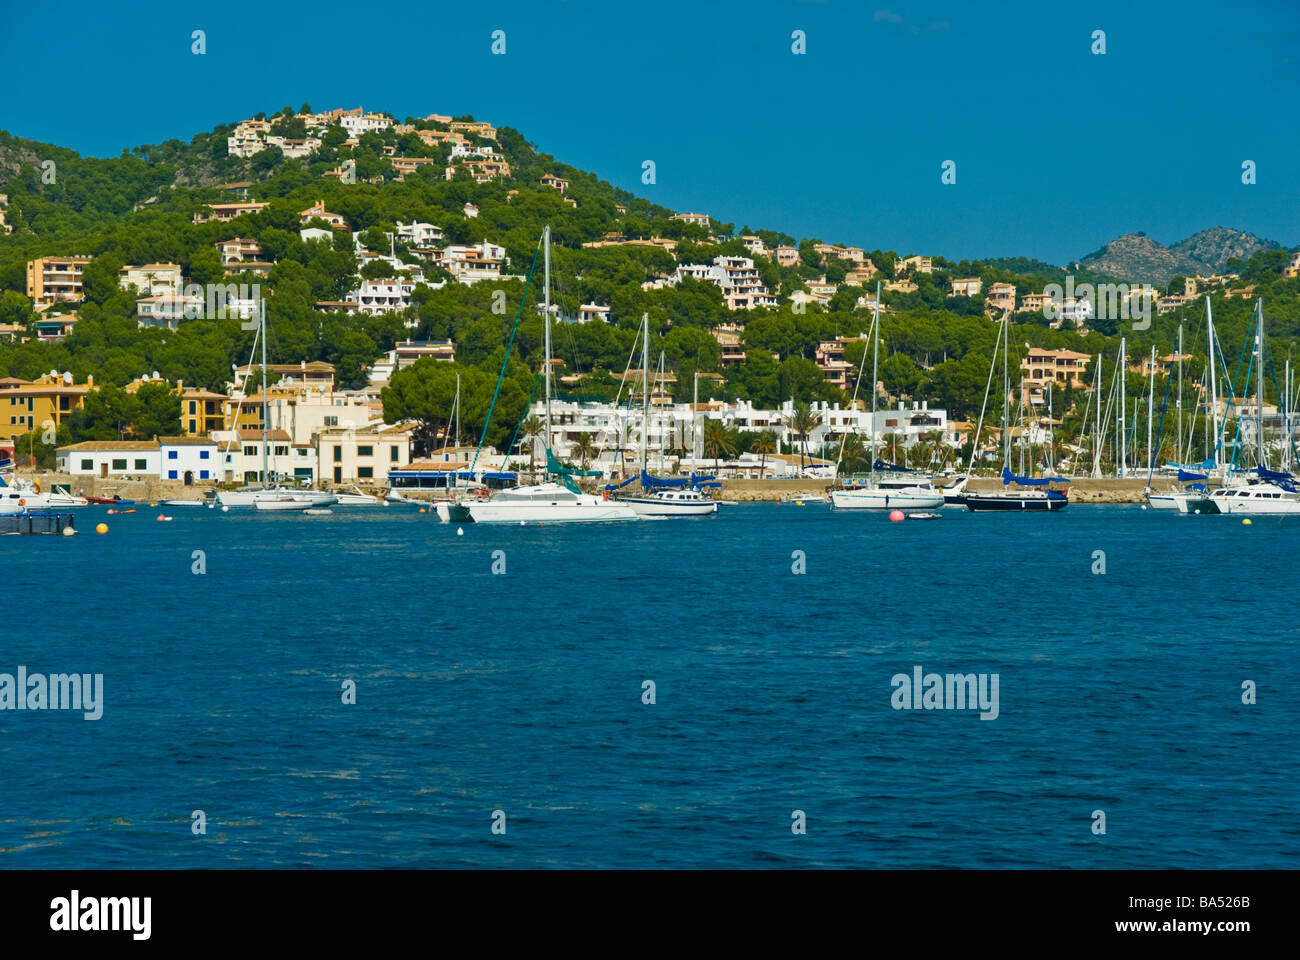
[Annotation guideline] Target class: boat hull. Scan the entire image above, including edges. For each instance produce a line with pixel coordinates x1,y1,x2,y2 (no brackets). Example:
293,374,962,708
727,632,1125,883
620,496,717,516
831,489,944,510
466,499,637,524
965,492,1068,512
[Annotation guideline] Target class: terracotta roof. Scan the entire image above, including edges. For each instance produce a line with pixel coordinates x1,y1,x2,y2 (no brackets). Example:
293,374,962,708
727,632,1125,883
57,441,159,452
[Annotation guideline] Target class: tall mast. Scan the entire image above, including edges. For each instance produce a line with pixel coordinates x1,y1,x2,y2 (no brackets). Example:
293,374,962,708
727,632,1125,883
1001,314,1009,468
454,372,460,451
1207,297,1219,473
543,225,552,454
1093,354,1101,477
260,297,269,487
869,280,880,482
1176,324,1183,465
692,370,699,463
641,312,649,473
1255,298,1265,469
1118,337,1126,477
1147,345,1155,474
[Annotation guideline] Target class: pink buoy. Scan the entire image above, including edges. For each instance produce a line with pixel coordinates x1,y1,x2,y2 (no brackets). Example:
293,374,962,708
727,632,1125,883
889,510,905,523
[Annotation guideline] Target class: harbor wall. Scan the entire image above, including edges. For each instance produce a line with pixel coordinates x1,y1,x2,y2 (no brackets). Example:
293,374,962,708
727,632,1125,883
719,476,1175,503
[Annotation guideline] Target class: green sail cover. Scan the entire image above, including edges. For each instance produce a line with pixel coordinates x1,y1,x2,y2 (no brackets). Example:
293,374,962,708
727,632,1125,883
546,448,600,493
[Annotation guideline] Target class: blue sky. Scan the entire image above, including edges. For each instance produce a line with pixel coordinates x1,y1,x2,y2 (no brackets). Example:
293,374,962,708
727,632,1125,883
3,0,1297,264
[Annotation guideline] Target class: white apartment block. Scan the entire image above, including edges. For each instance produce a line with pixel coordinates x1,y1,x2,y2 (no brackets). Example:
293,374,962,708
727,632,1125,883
119,263,183,295
395,220,444,247
348,279,416,316
340,112,392,136
671,256,777,310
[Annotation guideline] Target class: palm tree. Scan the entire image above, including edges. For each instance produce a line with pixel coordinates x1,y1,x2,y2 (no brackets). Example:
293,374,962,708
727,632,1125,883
921,430,946,469
882,432,906,465
782,401,824,471
702,419,736,474
751,431,776,478
572,431,597,471
520,414,543,476
839,433,869,475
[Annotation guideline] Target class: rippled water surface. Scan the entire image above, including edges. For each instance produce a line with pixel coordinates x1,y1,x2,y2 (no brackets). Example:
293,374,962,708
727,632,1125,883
1,503,1296,867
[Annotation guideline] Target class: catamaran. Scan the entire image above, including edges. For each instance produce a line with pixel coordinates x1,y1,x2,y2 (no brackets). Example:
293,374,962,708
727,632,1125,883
831,281,944,511
466,226,636,524
1205,298,1300,515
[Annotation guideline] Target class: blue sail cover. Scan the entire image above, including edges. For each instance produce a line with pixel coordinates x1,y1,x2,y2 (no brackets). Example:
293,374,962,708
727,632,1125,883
1001,466,1064,486
641,470,689,488
1177,469,1209,482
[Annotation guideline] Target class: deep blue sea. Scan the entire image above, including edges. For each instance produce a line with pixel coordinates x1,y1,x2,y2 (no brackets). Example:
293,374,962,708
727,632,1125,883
1,502,1296,868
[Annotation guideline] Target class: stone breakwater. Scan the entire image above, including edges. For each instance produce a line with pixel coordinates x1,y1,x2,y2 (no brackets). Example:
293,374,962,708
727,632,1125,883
719,477,1173,504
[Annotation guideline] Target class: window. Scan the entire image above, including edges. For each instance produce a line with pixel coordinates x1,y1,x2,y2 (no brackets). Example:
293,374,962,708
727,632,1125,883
200,470,209,480
168,470,178,480
333,446,342,462
357,445,373,457
135,459,147,470
199,450,209,460
188,400,197,414
390,446,399,462
168,450,178,459
188,419,197,432
80,459,93,470
358,467,373,479
112,459,127,470
324,415,338,426
244,446,257,457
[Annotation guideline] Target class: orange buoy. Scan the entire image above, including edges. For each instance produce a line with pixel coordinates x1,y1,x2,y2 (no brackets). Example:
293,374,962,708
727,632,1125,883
95,522,108,534
889,510,905,523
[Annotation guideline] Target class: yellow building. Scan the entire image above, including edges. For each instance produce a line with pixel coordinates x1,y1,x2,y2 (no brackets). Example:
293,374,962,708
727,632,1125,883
182,388,228,435
25,256,93,304
0,373,95,442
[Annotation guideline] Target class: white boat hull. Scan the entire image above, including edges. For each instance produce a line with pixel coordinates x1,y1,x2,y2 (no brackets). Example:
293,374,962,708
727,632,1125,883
831,488,944,510
1210,487,1300,515
254,495,340,511
621,496,717,516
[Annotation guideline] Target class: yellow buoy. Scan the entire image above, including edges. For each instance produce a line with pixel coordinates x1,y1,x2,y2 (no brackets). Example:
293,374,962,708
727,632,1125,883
1242,518,1252,525
419,507,426,513
95,522,108,534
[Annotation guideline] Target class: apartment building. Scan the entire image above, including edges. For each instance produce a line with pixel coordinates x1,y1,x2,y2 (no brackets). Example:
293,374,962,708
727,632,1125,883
672,256,777,310
119,263,183,295
669,212,711,229
540,174,569,193
25,256,93,304
986,282,1016,314
949,277,983,297
1,373,94,442
194,201,269,223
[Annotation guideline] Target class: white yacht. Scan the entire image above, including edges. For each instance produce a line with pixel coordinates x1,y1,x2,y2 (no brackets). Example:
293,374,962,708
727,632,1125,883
467,481,636,524
832,475,945,510
1209,483,1300,515
253,493,340,512
0,475,52,514
332,486,384,506
620,486,718,517
44,484,89,507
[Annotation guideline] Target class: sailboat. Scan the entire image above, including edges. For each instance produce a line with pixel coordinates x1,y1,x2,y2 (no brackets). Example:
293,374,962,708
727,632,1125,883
615,313,718,517
963,312,1068,512
1149,305,1220,513
466,226,637,524
831,282,944,510
218,299,335,508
